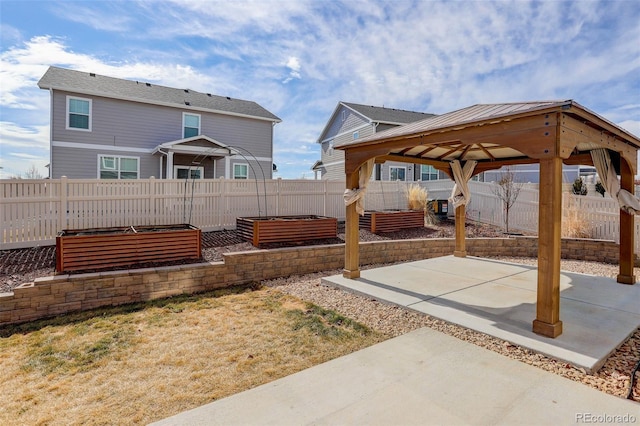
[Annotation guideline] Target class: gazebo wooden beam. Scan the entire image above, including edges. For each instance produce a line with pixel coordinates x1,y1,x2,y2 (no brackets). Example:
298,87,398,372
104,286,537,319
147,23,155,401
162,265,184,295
454,203,466,257
341,114,558,173
533,156,564,338
343,170,361,279
618,158,636,284
560,114,637,174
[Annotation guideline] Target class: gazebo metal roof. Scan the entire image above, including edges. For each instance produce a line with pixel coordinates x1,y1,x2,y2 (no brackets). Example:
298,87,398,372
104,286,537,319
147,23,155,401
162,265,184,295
337,100,639,177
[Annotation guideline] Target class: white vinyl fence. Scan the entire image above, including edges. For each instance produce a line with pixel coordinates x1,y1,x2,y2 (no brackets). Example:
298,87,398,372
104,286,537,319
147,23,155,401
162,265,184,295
2,178,638,254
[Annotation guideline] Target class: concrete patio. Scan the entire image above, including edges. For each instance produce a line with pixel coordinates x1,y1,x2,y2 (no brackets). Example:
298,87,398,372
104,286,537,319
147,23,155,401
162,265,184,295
322,255,640,373
154,327,638,425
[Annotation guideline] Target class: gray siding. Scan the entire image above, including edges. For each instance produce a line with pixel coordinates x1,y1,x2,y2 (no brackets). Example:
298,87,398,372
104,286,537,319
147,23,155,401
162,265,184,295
53,91,179,148
51,90,274,179
482,164,583,184
321,105,370,142
203,115,273,158
51,146,157,179
318,110,377,180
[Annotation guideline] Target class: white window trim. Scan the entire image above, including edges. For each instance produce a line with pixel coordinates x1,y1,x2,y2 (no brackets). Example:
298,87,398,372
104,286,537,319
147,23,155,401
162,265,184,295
182,112,201,138
420,164,439,181
389,166,406,181
352,131,359,140
66,96,92,132
233,163,249,179
174,165,204,179
97,154,140,179
341,110,346,122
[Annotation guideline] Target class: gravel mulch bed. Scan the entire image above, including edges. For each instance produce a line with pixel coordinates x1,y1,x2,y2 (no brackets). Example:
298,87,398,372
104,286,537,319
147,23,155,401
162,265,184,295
1,219,638,402
0,219,501,292
264,259,640,403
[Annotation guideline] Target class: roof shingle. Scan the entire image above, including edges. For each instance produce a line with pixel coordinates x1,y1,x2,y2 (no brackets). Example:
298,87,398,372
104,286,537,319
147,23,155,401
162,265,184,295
342,101,435,124
38,66,281,122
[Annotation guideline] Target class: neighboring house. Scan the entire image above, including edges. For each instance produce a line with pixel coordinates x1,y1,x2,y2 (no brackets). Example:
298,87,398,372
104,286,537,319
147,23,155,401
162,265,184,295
313,102,439,181
482,163,597,184
38,66,281,180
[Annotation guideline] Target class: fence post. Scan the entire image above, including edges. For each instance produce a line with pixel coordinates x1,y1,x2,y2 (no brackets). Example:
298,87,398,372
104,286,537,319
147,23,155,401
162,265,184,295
149,177,156,225
276,178,281,216
58,176,68,232
323,179,328,217
219,177,226,228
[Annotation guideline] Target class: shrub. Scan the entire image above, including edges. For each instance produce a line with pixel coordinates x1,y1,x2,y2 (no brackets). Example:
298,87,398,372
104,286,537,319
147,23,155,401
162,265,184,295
406,184,428,211
562,206,592,238
406,184,437,225
595,181,606,197
572,177,588,196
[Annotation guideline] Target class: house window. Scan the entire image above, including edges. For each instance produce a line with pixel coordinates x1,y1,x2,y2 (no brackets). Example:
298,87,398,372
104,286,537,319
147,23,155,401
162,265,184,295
353,131,359,140
390,166,406,181
183,113,201,138
174,166,204,179
328,140,334,155
99,155,139,179
233,163,249,179
342,111,346,122
66,96,91,131
420,165,439,181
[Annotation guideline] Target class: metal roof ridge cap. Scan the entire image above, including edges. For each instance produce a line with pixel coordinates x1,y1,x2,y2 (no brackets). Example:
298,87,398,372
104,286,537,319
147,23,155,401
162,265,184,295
336,102,572,148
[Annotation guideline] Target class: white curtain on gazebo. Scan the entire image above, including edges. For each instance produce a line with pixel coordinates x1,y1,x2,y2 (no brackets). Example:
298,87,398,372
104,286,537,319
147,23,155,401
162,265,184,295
344,159,375,216
449,160,477,209
591,149,640,215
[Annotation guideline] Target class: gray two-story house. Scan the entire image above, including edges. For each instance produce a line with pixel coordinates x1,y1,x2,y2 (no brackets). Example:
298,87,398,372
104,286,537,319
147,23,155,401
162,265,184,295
313,102,440,181
38,66,280,180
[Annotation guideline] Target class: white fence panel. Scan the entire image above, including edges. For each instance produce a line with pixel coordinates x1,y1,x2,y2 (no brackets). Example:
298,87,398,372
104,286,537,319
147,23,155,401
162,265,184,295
2,178,639,254
564,193,620,241
1,179,61,246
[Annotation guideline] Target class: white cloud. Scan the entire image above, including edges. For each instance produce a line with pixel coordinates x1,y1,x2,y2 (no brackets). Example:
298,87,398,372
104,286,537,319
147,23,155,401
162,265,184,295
50,2,133,32
0,121,49,148
1,0,638,179
617,120,640,139
283,56,301,83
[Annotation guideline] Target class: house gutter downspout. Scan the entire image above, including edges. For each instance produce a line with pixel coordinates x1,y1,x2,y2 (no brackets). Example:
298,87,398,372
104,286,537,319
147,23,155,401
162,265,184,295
155,147,169,179
49,88,54,179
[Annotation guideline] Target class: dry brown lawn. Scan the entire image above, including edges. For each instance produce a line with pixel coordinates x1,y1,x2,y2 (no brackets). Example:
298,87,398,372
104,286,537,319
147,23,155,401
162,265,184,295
0,285,384,425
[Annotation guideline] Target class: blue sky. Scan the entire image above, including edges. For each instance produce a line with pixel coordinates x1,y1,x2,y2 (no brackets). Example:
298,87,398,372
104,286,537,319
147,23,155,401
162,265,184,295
1,0,639,179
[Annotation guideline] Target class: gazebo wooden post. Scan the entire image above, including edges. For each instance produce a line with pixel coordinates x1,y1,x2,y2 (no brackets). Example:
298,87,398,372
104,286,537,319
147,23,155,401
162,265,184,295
532,156,563,338
617,159,636,284
343,170,361,279
454,204,466,257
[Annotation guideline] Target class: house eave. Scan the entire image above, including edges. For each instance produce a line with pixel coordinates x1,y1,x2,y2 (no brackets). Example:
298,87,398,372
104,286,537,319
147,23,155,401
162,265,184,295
38,84,282,124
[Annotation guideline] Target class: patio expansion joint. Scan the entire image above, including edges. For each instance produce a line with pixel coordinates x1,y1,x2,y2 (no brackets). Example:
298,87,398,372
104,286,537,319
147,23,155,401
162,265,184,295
404,269,534,309
559,294,640,316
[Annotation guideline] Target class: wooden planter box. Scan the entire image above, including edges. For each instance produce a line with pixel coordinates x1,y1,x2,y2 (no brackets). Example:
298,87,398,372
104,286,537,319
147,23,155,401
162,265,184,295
237,216,337,247
360,210,425,234
56,224,201,273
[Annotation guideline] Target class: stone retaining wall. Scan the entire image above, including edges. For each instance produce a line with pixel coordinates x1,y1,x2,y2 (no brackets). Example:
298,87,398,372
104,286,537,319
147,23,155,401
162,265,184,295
0,237,634,326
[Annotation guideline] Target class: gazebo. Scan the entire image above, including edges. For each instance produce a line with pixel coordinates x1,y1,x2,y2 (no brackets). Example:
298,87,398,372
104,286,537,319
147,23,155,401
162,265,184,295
336,100,639,338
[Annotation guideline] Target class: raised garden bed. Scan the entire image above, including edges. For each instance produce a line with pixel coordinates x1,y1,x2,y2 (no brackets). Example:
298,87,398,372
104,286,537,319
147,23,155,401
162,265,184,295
237,216,337,247
56,224,201,273
360,210,425,234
